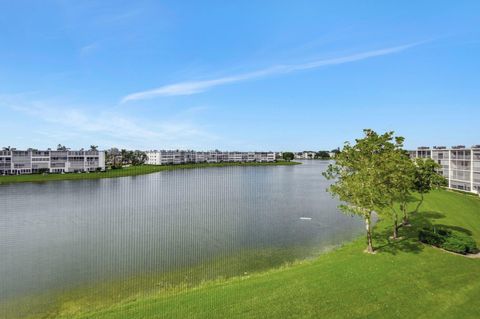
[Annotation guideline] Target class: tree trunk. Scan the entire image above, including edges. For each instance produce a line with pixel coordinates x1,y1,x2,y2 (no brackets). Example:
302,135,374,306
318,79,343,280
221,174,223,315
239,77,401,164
393,212,398,239
402,203,409,225
365,213,374,253
415,193,424,213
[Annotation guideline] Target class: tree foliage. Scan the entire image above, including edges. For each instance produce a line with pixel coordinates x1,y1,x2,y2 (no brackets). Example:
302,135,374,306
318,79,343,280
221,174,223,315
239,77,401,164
105,148,147,167
282,152,295,162
323,129,400,253
324,129,450,251
381,147,415,238
412,158,447,212
57,144,68,151
314,151,330,159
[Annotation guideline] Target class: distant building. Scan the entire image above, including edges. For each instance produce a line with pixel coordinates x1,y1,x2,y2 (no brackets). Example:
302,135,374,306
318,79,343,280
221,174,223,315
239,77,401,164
0,149,105,175
304,151,316,159
145,150,275,165
293,151,316,160
408,145,480,194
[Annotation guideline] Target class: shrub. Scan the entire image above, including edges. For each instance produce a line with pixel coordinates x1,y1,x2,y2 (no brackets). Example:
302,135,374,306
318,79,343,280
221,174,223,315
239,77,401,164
418,228,445,247
442,237,469,254
436,228,450,237
445,231,478,254
419,226,478,254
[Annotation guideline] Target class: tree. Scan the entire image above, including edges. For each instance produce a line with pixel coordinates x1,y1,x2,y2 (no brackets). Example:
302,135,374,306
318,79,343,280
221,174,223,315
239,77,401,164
282,152,294,162
396,154,416,227
106,148,120,167
314,151,330,159
90,145,98,151
412,158,447,213
57,144,68,151
331,148,340,155
382,145,415,239
131,150,147,165
120,149,128,164
323,130,394,253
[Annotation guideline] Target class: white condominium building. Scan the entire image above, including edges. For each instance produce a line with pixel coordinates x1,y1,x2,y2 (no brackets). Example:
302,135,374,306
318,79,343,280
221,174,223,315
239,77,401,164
409,145,480,194
145,150,275,165
0,149,106,175
294,151,316,159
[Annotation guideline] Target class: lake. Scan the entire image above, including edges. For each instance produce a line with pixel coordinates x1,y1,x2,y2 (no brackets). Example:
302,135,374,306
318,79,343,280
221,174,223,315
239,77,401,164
0,160,363,316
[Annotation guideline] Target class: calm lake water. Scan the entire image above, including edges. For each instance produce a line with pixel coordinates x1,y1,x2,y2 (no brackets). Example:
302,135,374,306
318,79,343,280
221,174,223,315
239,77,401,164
0,160,363,309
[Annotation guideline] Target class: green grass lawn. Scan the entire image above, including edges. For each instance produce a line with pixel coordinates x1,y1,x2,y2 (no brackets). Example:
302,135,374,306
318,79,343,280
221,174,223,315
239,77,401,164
0,161,300,185
51,189,479,319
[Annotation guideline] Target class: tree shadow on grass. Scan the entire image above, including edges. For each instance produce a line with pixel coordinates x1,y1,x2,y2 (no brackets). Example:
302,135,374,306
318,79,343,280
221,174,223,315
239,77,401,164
374,211,445,255
433,224,473,236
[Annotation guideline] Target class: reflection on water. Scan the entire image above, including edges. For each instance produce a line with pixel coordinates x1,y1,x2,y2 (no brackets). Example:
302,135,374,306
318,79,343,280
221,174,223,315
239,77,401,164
0,160,363,316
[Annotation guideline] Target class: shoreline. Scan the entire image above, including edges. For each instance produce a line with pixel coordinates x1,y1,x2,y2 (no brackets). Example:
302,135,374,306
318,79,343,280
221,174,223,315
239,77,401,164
0,241,349,318
0,161,301,185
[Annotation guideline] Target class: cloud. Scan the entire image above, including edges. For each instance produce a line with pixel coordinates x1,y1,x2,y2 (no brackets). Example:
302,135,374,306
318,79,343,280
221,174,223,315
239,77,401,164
0,95,217,149
80,42,98,56
95,8,144,26
121,42,422,103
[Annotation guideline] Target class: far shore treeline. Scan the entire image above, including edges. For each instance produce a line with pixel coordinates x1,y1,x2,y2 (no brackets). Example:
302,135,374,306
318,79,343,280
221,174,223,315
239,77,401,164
1,146,338,171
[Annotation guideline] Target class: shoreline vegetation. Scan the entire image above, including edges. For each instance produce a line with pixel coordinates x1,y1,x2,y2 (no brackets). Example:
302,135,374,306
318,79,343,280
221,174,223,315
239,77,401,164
0,161,301,185
2,189,479,318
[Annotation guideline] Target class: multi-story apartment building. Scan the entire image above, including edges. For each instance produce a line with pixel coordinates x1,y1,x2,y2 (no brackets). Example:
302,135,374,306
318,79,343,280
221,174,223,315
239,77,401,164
145,150,276,165
0,149,105,175
294,151,315,160
409,145,480,194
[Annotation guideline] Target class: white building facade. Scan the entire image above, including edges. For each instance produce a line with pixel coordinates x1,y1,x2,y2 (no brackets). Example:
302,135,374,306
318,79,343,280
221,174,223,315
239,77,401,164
0,149,105,175
409,145,480,194
146,150,275,165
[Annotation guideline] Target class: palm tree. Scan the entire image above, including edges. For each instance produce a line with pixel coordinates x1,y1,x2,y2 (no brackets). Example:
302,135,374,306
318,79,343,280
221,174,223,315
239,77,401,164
121,149,128,165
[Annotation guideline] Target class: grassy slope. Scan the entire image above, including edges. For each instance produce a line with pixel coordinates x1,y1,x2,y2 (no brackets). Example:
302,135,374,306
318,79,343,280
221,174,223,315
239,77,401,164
63,190,480,319
0,161,300,184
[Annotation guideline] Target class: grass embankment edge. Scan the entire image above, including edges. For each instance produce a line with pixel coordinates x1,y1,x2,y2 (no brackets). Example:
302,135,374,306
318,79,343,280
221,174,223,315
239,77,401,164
0,161,302,185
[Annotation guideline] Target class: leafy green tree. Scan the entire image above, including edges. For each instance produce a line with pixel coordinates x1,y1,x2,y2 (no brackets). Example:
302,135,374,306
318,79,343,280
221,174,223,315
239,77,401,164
323,129,394,253
382,146,415,239
282,152,294,162
413,158,447,213
314,151,330,159
397,156,416,226
106,148,120,168
131,150,147,165
120,149,128,164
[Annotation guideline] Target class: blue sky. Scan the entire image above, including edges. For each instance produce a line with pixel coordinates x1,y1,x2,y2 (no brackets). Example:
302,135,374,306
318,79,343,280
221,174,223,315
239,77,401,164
0,1,479,151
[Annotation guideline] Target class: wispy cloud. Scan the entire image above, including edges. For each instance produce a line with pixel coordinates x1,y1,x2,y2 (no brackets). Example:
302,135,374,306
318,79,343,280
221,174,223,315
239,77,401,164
80,42,99,56
121,42,423,103
95,8,144,26
0,95,217,149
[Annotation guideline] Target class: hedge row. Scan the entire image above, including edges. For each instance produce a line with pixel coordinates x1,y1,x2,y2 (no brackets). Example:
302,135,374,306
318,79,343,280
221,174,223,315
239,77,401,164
419,227,478,255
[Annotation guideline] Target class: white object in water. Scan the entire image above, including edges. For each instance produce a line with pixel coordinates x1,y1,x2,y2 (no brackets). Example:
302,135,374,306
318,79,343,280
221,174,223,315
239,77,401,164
299,217,312,220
